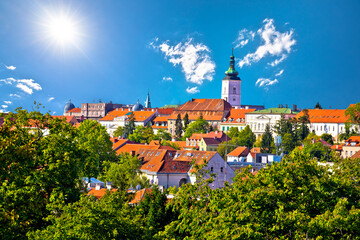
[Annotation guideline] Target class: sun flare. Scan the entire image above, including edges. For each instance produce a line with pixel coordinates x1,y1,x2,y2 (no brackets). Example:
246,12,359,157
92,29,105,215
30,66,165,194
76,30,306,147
43,13,82,48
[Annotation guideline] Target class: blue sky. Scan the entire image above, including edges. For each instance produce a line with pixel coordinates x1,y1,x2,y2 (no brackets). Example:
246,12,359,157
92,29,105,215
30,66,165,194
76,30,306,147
1,0,360,114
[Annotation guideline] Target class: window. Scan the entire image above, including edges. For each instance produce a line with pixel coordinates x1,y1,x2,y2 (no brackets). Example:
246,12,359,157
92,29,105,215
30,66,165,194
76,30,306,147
210,167,213,172
233,97,236,102
233,87,236,94
221,167,223,173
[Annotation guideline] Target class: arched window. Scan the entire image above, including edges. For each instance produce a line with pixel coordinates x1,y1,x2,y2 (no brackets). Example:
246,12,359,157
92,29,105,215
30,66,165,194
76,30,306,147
233,97,236,102
233,87,236,94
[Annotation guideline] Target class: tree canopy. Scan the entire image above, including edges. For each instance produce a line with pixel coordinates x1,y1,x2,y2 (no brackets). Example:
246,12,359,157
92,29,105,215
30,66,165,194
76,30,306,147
183,115,210,139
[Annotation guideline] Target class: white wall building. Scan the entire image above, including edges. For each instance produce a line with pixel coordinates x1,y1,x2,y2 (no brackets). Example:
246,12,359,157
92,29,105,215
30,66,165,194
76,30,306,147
221,50,242,108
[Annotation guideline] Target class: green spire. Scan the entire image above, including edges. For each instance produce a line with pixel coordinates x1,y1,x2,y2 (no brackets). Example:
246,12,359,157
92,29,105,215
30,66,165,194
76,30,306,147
225,48,239,76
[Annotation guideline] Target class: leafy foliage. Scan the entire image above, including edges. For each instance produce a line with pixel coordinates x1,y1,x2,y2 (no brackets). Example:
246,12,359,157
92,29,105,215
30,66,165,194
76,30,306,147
128,125,155,144
183,115,210,139
260,124,273,153
123,113,136,138
113,126,124,138
175,114,183,140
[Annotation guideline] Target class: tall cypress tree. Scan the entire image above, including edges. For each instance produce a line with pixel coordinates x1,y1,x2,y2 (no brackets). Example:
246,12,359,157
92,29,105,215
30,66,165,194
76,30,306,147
175,114,183,139
183,113,189,130
261,124,273,153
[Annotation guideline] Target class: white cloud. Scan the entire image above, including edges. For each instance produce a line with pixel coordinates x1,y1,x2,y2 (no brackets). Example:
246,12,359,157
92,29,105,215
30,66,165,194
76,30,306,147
1,78,41,95
1,105,8,108
275,69,284,76
52,112,56,115
48,97,55,102
5,65,16,70
238,19,296,68
16,83,33,94
162,76,173,82
0,109,7,113
151,38,215,85
4,101,12,104
186,86,200,94
9,93,21,98
17,79,42,91
233,29,255,48
256,78,279,88
268,54,287,67
0,77,16,85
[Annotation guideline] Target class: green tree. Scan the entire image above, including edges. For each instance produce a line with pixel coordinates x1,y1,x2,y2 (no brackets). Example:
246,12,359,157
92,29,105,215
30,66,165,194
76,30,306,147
314,101,323,109
113,126,124,138
320,133,334,145
339,123,358,141
175,114,183,139
345,103,360,128
261,124,273,153
159,152,360,239
281,132,296,153
76,120,116,180
101,153,147,191
0,108,82,239
227,127,240,139
237,125,256,149
183,115,210,139
297,109,310,141
123,113,136,138
128,125,155,144
138,187,176,239
153,129,172,141
183,113,189,130
28,191,145,240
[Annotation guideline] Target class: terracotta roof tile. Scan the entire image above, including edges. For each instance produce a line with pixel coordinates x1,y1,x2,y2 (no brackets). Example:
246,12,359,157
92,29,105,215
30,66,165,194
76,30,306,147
67,107,81,113
87,188,117,199
295,109,348,123
116,144,160,155
129,188,152,205
131,111,156,122
251,147,261,153
153,116,169,122
351,151,360,159
227,146,250,157
112,139,130,150
223,108,256,123
101,110,130,121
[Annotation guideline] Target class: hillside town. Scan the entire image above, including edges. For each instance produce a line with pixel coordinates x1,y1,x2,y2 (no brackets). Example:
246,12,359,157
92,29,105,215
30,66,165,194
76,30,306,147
53,53,360,194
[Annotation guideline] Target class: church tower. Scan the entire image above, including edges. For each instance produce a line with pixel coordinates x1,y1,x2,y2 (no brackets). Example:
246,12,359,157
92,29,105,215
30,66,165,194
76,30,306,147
221,49,241,108
145,91,151,108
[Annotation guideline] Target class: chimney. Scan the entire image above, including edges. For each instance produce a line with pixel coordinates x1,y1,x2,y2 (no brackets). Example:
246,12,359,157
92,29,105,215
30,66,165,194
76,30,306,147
131,151,135,156
285,104,288,108
293,104,297,112
106,182,112,190
95,184,101,190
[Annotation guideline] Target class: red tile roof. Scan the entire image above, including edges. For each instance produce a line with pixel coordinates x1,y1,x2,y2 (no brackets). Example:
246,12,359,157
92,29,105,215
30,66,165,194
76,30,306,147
295,109,348,123
132,111,156,122
344,136,360,146
156,108,174,115
153,116,169,122
251,147,261,153
67,107,81,113
227,146,250,157
223,108,256,123
129,188,152,205
112,139,130,151
351,151,360,159
87,188,117,199
101,110,130,121
169,99,231,121
331,144,343,151
116,144,160,155
189,131,229,141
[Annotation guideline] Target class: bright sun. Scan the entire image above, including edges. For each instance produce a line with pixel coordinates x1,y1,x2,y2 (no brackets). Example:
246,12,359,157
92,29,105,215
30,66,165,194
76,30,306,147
43,14,82,48
48,17,77,44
